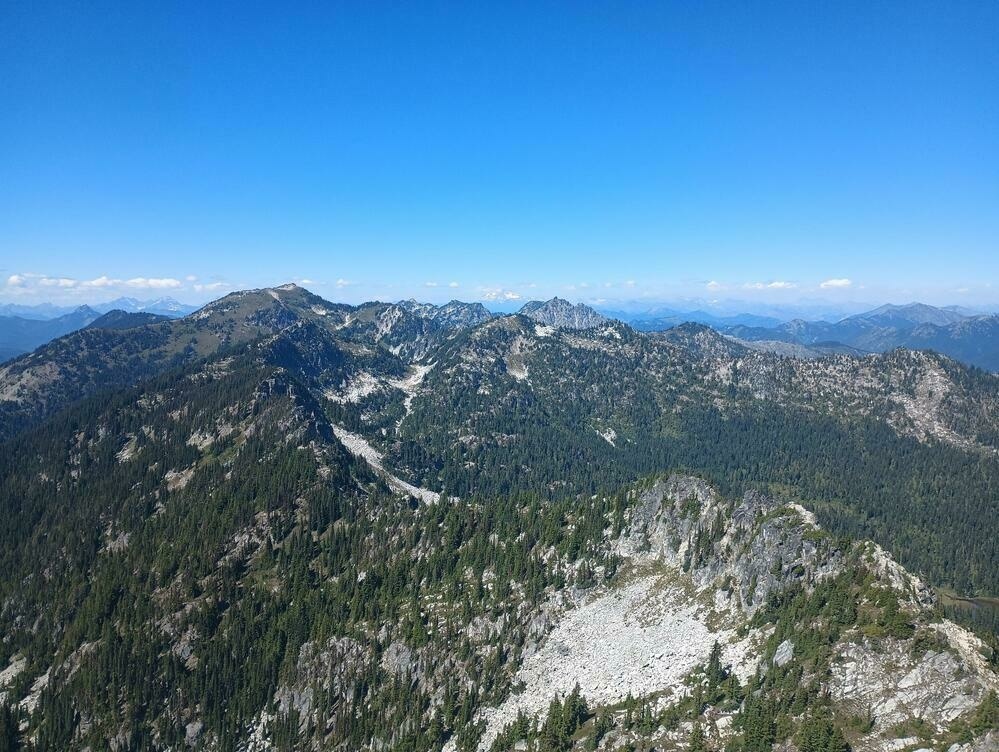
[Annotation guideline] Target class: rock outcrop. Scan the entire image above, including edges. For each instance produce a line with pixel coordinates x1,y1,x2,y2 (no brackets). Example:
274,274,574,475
471,475,999,752
518,298,608,329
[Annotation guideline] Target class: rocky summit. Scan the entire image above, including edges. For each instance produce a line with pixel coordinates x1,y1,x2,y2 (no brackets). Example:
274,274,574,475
0,285,997,751
518,297,609,329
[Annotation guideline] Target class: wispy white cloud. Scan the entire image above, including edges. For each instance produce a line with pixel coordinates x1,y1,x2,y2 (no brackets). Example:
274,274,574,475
743,280,796,290
424,281,439,287
125,277,182,289
448,281,459,288
82,275,117,288
39,276,77,288
194,281,229,292
3,272,192,297
819,278,852,289
705,280,724,291
335,278,353,288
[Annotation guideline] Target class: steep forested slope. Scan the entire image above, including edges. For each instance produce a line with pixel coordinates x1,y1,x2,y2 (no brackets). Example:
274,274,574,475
374,317,999,597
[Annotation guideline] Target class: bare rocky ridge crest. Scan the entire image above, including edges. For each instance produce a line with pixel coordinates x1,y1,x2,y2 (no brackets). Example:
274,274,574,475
518,298,609,330
3,286,999,454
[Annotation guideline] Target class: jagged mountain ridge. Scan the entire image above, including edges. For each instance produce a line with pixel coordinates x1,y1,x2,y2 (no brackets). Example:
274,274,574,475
0,285,489,439
397,299,495,329
0,284,998,750
518,297,608,329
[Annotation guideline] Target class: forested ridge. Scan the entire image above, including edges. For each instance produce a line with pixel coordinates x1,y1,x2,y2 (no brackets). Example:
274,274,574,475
0,353,626,749
1,286,998,750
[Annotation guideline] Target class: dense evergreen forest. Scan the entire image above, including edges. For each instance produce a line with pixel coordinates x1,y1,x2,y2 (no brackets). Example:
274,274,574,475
0,358,624,749
394,387,999,600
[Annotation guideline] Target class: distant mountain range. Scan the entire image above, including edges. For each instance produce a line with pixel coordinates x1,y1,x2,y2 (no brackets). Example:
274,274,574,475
0,296,197,320
0,306,102,363
547,300,999,372
624,309,783,331
723,302,999,371
0,298,195,362
597,298,880,323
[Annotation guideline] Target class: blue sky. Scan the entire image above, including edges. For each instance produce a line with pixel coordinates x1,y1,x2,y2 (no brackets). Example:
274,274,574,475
1,1,997,308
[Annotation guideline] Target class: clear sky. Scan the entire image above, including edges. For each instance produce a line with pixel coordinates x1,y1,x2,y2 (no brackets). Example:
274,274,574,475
1,1,997,308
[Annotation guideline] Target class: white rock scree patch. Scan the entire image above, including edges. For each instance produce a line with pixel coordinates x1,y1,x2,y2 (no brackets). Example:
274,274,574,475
465,569,756,751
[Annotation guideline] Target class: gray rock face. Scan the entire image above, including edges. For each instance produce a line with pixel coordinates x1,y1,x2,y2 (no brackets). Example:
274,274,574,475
618,476,843,617
273,637,368,723
970,732,999,752
184,720,203,746
397,299,494,329
828,633,996,750
381,641,415,676
773,639,794,667
518,298,608,329
608,476,999,752
429,301,494,329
